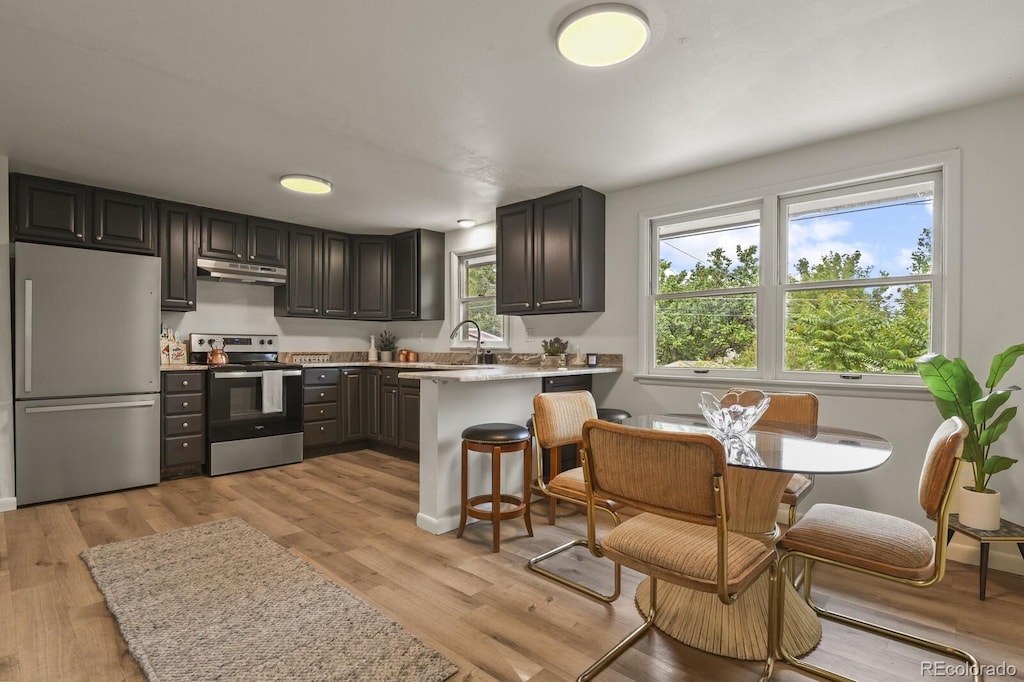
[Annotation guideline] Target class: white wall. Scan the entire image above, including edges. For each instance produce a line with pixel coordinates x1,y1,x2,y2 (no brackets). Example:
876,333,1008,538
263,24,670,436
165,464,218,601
580,93,1024,571
0,156,14,510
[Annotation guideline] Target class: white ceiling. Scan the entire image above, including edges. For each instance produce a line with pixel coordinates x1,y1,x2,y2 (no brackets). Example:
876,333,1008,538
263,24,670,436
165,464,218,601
2,1,1023,234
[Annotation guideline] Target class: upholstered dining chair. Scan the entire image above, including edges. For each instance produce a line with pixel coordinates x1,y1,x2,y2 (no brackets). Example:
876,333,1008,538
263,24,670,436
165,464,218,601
731,389,819,527
528,391,622,602
774,416,979,681
577,420,778,682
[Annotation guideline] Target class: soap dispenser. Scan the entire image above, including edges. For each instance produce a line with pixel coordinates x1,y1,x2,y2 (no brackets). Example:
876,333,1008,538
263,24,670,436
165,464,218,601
368,334,378,362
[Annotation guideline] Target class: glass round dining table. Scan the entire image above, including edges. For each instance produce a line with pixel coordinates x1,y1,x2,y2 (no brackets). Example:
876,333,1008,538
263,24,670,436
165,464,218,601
620,413,893,661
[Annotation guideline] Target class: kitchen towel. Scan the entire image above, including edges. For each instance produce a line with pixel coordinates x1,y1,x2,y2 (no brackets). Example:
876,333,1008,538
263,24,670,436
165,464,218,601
262,370,283,413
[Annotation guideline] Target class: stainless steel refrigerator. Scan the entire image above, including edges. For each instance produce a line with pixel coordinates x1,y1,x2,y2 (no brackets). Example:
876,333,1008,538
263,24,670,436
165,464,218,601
13,242,161,506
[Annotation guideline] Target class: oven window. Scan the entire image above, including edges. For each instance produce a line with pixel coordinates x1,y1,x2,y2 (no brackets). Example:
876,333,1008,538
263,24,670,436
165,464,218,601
228,381,278,419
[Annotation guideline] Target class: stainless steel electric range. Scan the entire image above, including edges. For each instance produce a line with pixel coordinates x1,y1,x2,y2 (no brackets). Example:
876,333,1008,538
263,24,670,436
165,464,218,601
189,334,303,476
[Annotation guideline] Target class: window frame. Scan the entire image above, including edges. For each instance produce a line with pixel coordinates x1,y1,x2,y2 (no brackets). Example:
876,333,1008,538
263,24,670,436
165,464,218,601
449,247,509,350
637,150,961,394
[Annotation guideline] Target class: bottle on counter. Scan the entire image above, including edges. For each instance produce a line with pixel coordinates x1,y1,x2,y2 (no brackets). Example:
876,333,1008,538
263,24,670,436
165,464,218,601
368,334,378,362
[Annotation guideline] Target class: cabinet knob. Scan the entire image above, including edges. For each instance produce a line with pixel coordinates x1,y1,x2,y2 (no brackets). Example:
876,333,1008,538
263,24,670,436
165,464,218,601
188,300,194,305
411,310,415,315
314,308,319,313
320,426,325,432
182,422,188,428
319,409,325,415
521,302,531,308
182,442,189,448
236,253,242,258
76,233,83,237
320,392,326,398
353,311,358,316
182,380,189,387
96,236,102,241
249,255,255,260
182,401,189,408
319,374,326,380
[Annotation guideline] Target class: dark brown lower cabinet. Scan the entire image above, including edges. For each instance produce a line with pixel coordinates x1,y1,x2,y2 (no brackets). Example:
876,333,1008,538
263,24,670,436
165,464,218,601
366,368,381,440
339,369,366,442
398,380,420,452
161,371,206,478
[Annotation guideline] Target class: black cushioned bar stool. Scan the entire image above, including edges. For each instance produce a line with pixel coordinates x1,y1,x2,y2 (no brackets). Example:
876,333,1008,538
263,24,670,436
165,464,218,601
596,407,632,424
457,422,534,553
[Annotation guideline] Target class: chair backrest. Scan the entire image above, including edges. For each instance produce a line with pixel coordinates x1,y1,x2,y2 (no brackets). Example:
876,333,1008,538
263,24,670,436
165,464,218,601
532,391,597,449
919,416,968,521
582,419,728,525
729,389,819,427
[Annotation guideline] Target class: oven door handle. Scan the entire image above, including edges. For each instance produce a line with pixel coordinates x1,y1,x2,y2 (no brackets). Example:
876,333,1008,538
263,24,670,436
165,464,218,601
212,369,302,379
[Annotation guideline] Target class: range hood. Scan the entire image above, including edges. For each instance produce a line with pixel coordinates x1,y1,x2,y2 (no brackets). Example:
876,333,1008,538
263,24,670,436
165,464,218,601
197,258,287,286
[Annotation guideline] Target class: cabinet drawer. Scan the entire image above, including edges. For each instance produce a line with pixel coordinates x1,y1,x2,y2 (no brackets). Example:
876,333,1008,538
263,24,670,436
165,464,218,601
163,435,204,467
303,368,340,385
164,372,204,393
303,385,338,404
304,402,338,422
382,369,400,386
542,374,593,392
164,414,203,437
163,392,204,415
304,420,338,447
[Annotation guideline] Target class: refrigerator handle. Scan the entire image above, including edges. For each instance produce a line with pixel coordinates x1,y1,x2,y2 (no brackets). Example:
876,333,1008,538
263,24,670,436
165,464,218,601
24,400,157,415
24,279,32,393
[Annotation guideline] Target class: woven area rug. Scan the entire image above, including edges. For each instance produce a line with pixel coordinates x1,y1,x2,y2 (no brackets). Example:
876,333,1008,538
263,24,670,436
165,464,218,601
81,517,458,682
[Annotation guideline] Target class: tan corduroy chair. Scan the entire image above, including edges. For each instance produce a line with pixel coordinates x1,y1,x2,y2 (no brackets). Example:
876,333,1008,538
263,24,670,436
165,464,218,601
577,420,778,682
732,389,819,527
774,416,980,681
528,391,622,602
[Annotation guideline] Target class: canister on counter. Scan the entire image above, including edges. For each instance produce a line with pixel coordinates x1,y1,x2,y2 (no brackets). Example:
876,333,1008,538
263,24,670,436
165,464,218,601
408,351,419,362
399,349,409,362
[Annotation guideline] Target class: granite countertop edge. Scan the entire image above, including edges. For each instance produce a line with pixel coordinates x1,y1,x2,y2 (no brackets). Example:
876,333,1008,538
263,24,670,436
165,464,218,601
160,362,623,382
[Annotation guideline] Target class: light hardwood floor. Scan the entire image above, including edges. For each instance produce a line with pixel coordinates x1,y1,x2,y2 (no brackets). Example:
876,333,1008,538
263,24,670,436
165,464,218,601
1,450,1021,681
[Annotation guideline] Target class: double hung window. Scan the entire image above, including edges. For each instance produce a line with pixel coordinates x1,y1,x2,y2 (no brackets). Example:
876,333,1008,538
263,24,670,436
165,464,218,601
452,250,508,348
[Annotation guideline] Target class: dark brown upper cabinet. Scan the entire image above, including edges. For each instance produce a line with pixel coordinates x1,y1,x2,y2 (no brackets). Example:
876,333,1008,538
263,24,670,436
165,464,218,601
199,210,286,268
246,217,288,267
496,186,604,315
351,236,390,320
276,225,323,317
92,189,156,254
12,175,90,247
12,174,156,256
391,229,445,320
158,202,198,312
323,231,351,318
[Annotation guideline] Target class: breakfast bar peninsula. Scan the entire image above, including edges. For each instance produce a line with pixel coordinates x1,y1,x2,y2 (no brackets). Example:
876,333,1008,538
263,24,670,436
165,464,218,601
398,364,620,535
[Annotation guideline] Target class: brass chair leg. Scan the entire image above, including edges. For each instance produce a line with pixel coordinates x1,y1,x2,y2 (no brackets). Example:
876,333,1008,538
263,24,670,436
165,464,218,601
777,551,982,682
527,505,621,602
577,577,659,681
787,502,797,529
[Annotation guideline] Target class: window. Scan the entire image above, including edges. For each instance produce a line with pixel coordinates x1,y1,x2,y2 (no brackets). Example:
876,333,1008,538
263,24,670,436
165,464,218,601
640,154,959,388
452,250,508,348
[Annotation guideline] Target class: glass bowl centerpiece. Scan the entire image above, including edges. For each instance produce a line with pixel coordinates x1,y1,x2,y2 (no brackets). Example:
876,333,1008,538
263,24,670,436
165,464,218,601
699,389,771,437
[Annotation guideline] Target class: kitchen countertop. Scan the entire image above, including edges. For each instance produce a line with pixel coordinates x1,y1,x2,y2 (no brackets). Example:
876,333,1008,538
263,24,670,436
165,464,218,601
160,364,208,371
397,365,620,382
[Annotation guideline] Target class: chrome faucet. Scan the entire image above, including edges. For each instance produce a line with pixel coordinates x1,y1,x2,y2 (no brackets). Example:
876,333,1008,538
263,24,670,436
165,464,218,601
449,319,482,364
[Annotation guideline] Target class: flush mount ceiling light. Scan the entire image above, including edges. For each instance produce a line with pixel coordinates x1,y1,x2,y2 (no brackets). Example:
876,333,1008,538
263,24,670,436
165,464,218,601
556,3,650,67
279,174,332,195
457,219,477,229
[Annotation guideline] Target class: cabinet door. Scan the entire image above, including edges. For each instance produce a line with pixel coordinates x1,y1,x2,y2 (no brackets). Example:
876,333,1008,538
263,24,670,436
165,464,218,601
366,368,381,440
381,385,399,446
281,226,322,317
13,175,90,246
390,230,418,320
199,209,247,261
398,383,420,452
339,369,366,442
532,188,581,312
158,202,198,311
495,200,534,314
351,236,390,320
322,232,351,318
246,217,287,267
93,189,156,254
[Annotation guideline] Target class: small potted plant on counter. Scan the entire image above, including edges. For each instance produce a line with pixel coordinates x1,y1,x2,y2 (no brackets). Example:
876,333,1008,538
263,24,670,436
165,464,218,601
378,330,397,362
541,337,569,368
917,344,1023,530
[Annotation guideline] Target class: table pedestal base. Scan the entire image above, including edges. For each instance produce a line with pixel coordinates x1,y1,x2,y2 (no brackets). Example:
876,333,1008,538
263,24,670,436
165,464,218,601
635,572,821,660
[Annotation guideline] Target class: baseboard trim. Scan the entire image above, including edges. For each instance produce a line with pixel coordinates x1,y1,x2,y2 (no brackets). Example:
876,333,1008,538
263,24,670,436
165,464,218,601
0,497,16,512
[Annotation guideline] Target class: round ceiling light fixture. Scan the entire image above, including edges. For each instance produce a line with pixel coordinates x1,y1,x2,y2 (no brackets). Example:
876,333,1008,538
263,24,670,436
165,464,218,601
279,174,333,195
457,219,477,229
556,3,650,67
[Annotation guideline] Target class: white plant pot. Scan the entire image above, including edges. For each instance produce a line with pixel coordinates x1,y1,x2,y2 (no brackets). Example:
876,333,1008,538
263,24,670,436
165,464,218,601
380,350,394,362
958,486,1001,531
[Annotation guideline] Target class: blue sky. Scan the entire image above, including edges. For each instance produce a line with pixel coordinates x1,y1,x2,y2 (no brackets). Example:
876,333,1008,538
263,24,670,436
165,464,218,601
660,197,934,279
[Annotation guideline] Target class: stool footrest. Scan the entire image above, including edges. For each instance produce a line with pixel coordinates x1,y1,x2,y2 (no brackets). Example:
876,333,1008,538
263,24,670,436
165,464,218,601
466,494,528,521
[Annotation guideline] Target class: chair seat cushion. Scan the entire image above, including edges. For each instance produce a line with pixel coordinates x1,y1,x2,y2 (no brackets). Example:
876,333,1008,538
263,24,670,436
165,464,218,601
601,513,774,595
548,468,620,511
781,473,814,505
780,503,935,580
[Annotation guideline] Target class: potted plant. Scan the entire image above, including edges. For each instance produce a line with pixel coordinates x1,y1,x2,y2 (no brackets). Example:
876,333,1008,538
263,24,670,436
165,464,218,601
541,337,569,368
917,344,1023,530
378,330,397,362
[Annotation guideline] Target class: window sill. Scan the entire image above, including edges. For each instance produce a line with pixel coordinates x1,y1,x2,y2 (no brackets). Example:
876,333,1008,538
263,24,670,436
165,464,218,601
633,372,933,401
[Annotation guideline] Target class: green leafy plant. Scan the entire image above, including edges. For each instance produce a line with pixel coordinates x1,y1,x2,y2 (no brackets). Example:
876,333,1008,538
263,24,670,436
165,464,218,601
916,344,1024,492
378,330,397,352
541,337,569,356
